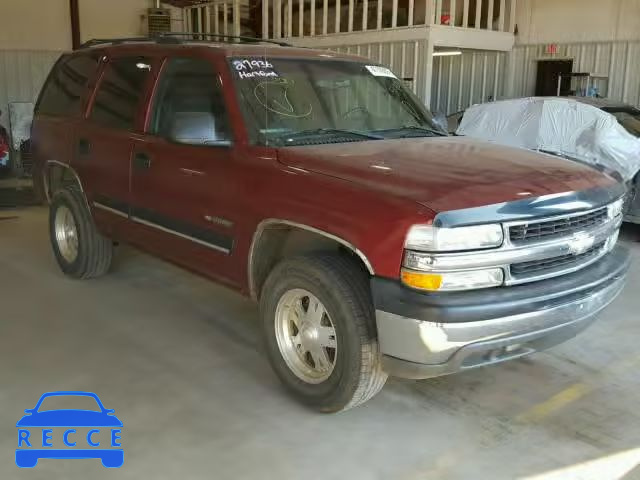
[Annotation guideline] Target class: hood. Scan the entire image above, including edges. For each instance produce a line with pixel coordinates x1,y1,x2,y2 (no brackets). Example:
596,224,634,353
276,137,617,213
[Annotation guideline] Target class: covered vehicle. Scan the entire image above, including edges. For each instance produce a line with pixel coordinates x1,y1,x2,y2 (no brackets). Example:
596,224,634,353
572,97,640,138
455,97,640,223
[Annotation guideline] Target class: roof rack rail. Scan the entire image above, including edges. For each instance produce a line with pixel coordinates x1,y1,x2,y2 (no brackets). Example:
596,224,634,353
78,36,182,49
160,32,293,47
77,33,293,50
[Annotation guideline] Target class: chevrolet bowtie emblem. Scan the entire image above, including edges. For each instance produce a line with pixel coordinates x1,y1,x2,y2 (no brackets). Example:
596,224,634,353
568,232,595,255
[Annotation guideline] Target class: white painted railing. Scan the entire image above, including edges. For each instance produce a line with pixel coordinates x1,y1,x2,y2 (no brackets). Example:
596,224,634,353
182,0,246,38
260,0,518,39
181,0,517,40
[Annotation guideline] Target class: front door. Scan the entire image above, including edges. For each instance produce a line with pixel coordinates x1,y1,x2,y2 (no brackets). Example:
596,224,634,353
76,55,156,237
129,55,239,287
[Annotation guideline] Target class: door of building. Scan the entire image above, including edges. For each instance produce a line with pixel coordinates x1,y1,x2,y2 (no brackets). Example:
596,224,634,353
536,60,573,96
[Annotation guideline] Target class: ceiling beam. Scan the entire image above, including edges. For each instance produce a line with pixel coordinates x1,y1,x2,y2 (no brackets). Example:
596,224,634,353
69,0,80,49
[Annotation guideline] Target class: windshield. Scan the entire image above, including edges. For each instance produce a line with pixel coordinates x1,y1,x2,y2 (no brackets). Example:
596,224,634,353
230,57,446,146
604,109,640,137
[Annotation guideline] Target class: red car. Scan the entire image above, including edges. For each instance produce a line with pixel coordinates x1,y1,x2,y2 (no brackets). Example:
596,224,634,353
32,35,629,412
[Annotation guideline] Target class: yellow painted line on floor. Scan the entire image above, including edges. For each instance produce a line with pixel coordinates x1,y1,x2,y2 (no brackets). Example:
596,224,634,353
412,353,640,479
516,352,640,424
516,382,591,423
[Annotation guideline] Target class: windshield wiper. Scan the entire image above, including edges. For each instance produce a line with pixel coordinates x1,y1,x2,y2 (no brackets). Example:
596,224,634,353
375,125,447,138
274,128,383,145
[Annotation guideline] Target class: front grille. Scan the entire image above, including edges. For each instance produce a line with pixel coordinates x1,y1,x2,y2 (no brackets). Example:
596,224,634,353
510,241,606,277
509,207,608,243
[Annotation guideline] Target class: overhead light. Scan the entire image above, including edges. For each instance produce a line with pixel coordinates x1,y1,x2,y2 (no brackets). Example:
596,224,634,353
433,50,463,57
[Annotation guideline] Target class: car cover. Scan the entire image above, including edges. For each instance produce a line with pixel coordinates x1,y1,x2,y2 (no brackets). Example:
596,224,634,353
456,97,640,180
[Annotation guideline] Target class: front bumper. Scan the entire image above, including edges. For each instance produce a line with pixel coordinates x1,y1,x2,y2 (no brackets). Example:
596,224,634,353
372,246,630,380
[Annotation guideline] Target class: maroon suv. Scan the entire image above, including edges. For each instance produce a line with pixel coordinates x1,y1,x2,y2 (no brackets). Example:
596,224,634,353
32,36,630,412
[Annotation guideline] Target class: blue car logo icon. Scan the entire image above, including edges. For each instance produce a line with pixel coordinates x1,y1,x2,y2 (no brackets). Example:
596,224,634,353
16,391,123,468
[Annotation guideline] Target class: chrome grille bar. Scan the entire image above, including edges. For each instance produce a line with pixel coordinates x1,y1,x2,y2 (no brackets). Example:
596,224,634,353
509,207,608,244
403,202,623,287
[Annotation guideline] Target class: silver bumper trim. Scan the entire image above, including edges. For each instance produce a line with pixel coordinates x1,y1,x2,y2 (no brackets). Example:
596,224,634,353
376,275,626,379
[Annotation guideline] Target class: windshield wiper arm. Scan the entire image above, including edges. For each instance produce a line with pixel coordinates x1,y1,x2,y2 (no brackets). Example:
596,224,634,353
277,128,383,143
376,125,447,138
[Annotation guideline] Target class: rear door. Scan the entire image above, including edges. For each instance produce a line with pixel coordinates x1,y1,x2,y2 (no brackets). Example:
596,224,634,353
75,54,157,237
128,55,239,286
32,53,100,197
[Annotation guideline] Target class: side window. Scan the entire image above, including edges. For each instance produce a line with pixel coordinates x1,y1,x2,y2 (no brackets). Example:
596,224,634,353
89,57,151,130
37,54,99,117
150,57,231,146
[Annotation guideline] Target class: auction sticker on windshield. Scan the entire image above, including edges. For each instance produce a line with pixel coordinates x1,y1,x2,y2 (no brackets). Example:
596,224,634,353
365,65,397,78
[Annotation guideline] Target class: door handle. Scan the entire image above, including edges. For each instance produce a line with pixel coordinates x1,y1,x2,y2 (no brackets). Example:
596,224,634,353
78,138,91,155
133,152,152,170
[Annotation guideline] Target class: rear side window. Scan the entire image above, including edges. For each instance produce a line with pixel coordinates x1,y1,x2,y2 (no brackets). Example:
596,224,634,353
37,54,99,117
149,57,231,145
89,57,151,130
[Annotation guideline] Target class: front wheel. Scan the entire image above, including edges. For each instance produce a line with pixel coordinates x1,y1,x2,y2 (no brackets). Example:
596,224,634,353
260,253,387,412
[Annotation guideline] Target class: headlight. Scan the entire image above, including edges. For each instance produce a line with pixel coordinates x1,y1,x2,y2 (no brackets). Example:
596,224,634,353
607,197,625,219
405,224,504,252
401,268,504,291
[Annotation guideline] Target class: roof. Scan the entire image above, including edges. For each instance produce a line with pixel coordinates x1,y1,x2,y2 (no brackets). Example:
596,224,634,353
204,43,365,61
467,96,638,112
562,96,640,111
77,36,366,62
163,0,211,6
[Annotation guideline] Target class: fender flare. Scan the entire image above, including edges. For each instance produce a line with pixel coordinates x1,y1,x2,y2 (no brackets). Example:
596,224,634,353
248,218,375,300
43,160,90,210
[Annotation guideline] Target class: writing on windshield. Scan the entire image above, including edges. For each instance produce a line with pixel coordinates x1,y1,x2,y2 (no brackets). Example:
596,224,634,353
230,56,444,146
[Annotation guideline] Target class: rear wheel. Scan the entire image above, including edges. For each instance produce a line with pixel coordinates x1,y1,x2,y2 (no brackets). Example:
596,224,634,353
49,187,113,279
260,253,387,412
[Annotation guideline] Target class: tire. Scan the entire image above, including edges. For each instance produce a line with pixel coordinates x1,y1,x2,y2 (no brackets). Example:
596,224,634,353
260,253,387,412
49,186,113,279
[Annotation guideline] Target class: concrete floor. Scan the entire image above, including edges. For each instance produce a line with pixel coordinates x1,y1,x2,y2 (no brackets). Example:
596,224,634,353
1,206,639,480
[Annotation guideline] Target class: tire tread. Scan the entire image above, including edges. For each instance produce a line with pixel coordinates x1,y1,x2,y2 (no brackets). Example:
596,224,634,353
50,186,113,279
261,252,387,412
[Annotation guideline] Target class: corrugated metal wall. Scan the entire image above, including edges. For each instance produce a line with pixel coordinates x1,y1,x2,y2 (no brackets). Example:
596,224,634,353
0,50,62,130
431,50,507,115
1,41,637,136
509,40,640,107
331,41,432,104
